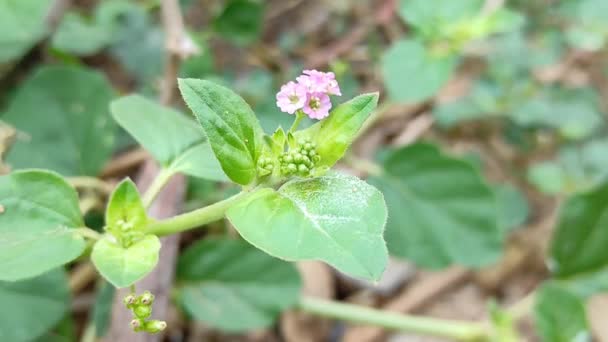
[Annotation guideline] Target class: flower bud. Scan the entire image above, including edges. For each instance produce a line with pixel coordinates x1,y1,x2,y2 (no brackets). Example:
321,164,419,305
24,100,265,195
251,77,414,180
130,318,144,332
298,164,309,175
123,294,136,309
140,291,155,306
133,304,152,319
144,320,167,334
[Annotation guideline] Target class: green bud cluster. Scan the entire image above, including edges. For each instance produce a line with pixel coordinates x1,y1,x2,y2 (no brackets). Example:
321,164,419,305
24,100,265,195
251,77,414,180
124,291,166,334
279,138,320,177
108,219,145,248
256,156,274,177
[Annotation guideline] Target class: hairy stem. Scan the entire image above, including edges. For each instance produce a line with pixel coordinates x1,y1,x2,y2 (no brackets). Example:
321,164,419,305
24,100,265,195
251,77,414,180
298,296,488,341
145,191,252,236
142,168,174,208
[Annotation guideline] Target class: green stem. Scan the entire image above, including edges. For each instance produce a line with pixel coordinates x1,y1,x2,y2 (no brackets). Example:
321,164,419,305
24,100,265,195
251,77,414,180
289,111,305,133
145,191,252,236
142,168,175,209
76,227,103,241
297,296,488,341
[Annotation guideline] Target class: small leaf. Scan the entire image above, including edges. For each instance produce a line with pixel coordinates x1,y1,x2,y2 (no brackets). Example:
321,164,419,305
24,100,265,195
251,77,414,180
368,143,502,269
105,179,147,231
91,235,161,288
176,238,301,332
4,66,116,176
296,93,379,169
178,79,265,185
0,170,86,281
52,12,111,56
534,284,590,342
549,182,608,297
398,0,483,37
0,270,70,341
495,184,528,233
0,0,52,63
111,95,226,181
227,172,388,281
382,39,457,103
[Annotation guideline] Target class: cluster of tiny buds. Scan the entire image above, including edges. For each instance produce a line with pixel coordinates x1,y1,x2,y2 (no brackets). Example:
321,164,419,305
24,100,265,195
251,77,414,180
124,291,166,334
256,156,274,177
280,138,320,177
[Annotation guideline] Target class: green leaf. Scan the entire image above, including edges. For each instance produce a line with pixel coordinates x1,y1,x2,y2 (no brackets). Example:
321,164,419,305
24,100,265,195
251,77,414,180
398,0,483,38
91,281,115,337
368,143,501,269
227,172,388,281
296,93,378,170
549,182,608,298
213,0,264,45
495,184,528,233
4,66,116,176
0,170,85,281
178,79,265,185
0,0,51,64
534,284,590,342
382,39,457,103
91,234,161,288
51,12,111,56
111,95,226,181
176,238,301,332
105,179,147,231
0,269,70,341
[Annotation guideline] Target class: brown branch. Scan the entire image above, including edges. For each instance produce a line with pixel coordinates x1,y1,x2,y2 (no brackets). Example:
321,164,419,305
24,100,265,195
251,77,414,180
108,0,198,340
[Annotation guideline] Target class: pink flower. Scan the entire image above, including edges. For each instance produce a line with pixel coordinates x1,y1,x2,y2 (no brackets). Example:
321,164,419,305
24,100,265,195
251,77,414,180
303,92,332,120
298,70,342,96
276,81,307,114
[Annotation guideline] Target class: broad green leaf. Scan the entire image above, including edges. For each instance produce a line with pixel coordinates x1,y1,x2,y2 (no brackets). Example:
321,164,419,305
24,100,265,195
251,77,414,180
105,179,147,230
91,235,161,288
213,0,264,45
52,12,111,56
382,39,457,103
368,143,501,269
433,81,501,127
296,93,379,169
227,172,388,281
0,0,51,64
0,269,70,342
549,182,608,298
178,79,265,185
4,66,116,176
0,170,85,281
495,184,528,233
111,95,226,181
176,238,301,332
534,284,590,342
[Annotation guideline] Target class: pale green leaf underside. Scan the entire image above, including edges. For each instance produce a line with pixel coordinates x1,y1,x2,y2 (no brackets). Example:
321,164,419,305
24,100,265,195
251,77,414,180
111,94,227,181
0,170,85,281
369,143,501,269
227,172,388,281
177,238,301,332
0,269,70,341
91,235,161,288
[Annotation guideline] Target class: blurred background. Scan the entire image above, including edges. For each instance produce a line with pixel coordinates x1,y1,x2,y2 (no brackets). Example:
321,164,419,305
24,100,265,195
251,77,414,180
1,0,608,341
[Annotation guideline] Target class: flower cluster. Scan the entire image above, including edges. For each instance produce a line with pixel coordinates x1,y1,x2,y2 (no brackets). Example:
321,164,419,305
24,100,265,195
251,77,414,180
276,70,342,120
279,138,320,177
124,291,166,334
